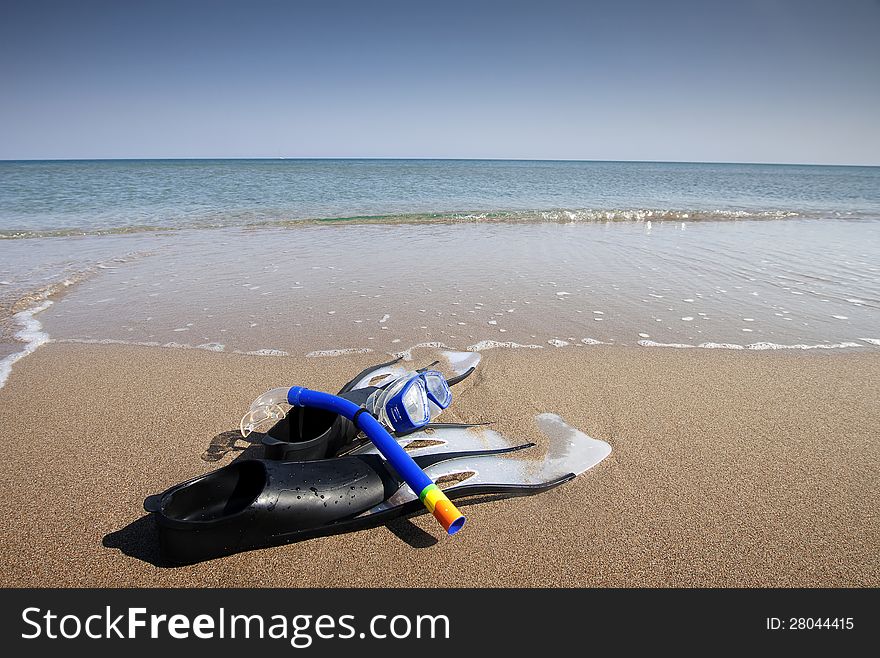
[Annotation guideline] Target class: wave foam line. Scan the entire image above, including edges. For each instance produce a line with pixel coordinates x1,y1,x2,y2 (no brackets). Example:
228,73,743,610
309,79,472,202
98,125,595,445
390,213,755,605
638,339,867,350
3,207,859,239
0,258,146,388
393,341,452,361
305,348,374,358
55,337,230,353
234,348,290,357
0,300,53,389
467,340,544,351
54,338,160,347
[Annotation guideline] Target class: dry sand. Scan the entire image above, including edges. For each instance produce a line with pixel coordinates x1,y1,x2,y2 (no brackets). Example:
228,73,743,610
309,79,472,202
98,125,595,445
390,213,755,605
0,343,877,587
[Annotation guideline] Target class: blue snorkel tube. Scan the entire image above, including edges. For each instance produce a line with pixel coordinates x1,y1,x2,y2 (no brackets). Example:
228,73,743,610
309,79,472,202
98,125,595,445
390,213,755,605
247,386,466,534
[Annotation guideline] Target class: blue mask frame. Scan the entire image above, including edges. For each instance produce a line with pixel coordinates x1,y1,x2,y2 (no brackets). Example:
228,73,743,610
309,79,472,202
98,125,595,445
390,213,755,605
378,370,453,434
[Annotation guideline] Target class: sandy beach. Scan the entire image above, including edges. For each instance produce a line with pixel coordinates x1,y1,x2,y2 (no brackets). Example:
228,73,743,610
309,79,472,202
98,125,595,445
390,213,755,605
0,342,876,587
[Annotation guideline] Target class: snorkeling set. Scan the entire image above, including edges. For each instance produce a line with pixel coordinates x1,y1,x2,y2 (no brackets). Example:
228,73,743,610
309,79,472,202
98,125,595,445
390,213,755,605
144,353,611,564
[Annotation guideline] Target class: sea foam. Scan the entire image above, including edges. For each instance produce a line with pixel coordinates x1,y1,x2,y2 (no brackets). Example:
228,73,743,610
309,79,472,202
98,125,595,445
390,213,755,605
638,339,866,351
467,340,544,351
0,300,53,389
306,348,374,357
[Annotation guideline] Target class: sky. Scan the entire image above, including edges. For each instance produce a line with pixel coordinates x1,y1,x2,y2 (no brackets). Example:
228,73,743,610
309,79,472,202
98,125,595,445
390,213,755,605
1,0,878,164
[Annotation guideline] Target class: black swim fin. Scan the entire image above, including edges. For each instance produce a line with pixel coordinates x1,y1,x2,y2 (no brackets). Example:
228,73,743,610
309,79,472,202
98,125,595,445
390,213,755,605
144,443,560,565
144,414,611,563
145,416,612,564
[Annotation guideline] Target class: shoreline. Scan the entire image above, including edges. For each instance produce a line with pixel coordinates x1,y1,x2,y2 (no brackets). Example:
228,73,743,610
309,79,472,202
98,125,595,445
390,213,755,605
1,342,877,587
1,261,878,391
3,322,879,393
3,219,878,366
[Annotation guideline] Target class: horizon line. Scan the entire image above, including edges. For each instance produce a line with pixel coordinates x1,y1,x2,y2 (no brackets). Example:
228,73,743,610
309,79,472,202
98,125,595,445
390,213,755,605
0,156,878,168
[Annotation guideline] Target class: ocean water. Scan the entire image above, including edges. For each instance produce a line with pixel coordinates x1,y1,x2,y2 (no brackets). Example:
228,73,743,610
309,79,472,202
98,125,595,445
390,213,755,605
2,159,879,237
1,159,878,385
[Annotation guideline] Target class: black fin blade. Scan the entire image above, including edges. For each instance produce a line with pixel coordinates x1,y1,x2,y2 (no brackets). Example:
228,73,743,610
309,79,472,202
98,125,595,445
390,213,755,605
338,356,403,393
393,420,490,437
411,443,535,470
447,366,476,387
418,421,492,429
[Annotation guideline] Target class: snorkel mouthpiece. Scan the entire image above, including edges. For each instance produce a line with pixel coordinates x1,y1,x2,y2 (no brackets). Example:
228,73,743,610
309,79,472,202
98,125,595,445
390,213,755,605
240,386,292,437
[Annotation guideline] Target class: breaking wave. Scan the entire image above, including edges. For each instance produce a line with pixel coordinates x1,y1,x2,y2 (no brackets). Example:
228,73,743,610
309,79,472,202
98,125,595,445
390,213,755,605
1,207,870,239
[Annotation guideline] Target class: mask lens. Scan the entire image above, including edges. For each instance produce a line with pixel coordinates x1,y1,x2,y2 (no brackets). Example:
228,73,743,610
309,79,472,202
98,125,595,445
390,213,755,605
366,370,448,434
422,371,452,408
401,378,429,426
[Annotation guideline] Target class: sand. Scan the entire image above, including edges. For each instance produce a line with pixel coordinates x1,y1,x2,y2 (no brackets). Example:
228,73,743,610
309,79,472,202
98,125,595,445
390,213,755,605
0,343,877,587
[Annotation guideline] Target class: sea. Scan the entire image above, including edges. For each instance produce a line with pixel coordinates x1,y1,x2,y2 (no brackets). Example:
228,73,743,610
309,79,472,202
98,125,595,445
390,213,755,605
1,159,878,386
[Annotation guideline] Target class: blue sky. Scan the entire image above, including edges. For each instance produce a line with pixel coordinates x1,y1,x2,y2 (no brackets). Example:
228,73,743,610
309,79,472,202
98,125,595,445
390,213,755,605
1,0,878,164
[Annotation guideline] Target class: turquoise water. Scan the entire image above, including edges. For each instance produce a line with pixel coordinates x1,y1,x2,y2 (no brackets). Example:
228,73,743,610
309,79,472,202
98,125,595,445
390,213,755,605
0,159,878,385
1,159,878,237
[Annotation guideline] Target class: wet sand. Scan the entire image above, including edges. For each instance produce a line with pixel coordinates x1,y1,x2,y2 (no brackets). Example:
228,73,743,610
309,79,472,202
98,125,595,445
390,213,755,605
22,219,880,357
0,343,877,587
